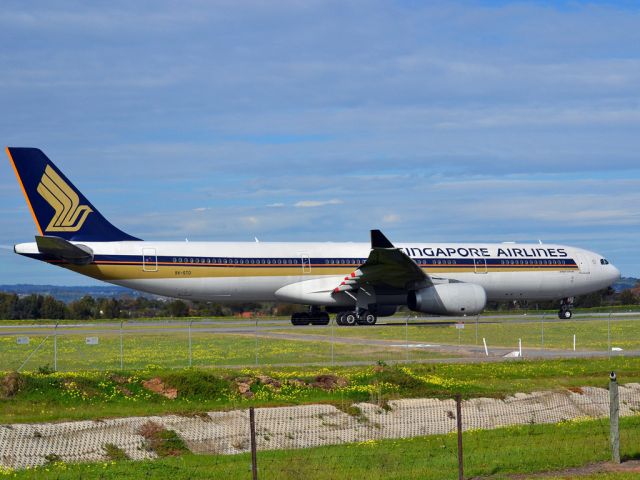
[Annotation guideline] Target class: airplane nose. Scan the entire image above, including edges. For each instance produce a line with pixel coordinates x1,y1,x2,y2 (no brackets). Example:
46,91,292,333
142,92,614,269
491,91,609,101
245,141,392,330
610,265,621,283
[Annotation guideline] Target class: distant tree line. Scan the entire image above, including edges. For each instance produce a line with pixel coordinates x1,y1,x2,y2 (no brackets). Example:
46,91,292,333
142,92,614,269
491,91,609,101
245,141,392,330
0,293,284,320
0,285,638,320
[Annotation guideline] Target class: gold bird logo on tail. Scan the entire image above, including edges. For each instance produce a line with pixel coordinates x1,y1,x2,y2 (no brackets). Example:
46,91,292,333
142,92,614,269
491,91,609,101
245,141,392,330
37,165,93,232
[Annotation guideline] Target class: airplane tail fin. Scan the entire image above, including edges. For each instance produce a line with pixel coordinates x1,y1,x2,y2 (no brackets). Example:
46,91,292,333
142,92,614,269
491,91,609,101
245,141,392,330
6,147,141,242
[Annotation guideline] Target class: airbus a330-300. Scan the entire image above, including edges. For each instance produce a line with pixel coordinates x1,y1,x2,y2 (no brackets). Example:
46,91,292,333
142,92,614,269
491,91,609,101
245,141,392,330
7,147,621,326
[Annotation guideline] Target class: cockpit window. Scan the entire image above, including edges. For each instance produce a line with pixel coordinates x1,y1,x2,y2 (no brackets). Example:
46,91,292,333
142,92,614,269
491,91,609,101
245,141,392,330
600,259,609,265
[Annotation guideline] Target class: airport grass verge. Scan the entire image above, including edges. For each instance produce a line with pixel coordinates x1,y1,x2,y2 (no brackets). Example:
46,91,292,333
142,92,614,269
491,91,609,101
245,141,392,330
2,357,640,424
6,416,640,479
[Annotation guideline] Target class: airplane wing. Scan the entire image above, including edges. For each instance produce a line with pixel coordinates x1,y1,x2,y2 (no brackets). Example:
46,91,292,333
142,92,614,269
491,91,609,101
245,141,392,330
333,230,432,295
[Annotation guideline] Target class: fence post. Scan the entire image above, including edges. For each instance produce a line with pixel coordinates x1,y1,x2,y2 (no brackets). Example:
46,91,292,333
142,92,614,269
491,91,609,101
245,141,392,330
331,316,335,365
255,317,259,367
120,320,124,370
455,394,464,480
608,312,612,358
249,407,258,480
609,372,620,463
475,314,479,345
405,315,409,361
53,321,59,371
188,319,193,368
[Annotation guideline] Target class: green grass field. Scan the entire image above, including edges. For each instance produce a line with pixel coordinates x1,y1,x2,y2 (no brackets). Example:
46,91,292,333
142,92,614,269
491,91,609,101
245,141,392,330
0,330,450,372
6,416,640,479
270,315,640,352
3,314,639,372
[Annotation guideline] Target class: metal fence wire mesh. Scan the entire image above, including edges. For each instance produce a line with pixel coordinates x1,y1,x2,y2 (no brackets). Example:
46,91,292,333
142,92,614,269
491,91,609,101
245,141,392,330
3,313,640,372
2,382,640,478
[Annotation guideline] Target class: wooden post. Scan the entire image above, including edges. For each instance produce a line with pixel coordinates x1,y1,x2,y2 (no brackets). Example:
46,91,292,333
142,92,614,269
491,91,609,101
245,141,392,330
609,372,620,463
250,407,258,480
456,394,464,480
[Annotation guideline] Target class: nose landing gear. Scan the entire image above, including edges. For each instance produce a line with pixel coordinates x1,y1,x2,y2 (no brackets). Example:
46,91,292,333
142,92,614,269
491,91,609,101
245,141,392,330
558,297,574,319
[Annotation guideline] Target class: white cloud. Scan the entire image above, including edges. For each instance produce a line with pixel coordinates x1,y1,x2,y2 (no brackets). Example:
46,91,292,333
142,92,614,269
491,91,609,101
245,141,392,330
294,199,343,208
382,214,400,223
2,1,640,281
242,216,259,226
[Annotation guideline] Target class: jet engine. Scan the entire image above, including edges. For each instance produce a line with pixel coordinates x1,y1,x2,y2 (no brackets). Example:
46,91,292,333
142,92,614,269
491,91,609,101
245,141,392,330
407,283,486,316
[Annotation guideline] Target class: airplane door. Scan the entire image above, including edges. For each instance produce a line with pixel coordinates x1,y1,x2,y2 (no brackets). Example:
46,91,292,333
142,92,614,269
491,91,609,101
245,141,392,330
142,247,158,272
473,257,487,274
300,253,311,274
577,254,591,274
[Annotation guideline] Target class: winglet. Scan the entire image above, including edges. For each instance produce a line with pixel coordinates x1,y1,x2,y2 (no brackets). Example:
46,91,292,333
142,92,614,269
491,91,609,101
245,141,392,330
371,229,395,249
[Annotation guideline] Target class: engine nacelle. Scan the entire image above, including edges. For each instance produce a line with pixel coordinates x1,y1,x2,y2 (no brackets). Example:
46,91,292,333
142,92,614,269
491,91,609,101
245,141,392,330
407,283,486,316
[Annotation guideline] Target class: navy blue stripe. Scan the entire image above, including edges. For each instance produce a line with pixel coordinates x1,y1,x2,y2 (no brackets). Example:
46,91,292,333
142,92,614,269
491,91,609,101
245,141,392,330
21,252,578,268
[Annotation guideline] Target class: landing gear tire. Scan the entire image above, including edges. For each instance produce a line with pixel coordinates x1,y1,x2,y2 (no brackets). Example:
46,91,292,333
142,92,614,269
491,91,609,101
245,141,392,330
291,312,311,326
343,312,357,326
558,309,572,320
360,311,377,326
311,312,330,325
356,310,377,326
336,312,346,326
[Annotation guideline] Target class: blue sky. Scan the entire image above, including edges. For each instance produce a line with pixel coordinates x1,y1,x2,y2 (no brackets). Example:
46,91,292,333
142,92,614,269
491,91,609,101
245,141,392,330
1,0,639,285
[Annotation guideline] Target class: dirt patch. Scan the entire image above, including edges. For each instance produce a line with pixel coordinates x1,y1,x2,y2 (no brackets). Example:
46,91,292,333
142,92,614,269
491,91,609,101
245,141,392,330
234,377,255,398
311,374,348,390
257,375,282,390
138,421,189,457
1,372,24,398
567,386,585,395
142,378,178,399
109,374,128,385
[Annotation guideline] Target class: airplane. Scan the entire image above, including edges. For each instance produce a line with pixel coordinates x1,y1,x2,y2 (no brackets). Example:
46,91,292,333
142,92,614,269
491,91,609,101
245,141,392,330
7,147,621,326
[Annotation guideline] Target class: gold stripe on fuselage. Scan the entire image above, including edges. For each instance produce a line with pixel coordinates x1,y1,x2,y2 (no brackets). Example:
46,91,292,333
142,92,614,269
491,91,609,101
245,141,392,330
60,263,578,281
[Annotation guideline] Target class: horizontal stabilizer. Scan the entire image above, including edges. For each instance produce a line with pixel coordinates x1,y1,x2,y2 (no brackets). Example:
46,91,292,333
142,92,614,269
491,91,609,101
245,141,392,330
35,235,94,265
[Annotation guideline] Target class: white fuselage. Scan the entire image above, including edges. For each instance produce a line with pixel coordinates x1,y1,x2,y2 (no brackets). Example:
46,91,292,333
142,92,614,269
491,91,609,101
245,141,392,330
15,240,620,306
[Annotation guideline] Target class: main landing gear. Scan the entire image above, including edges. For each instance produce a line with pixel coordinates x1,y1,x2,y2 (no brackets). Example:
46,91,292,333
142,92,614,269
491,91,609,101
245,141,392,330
558,297,574,319
290,309,330,326
336,310,377,326
290,308,378,326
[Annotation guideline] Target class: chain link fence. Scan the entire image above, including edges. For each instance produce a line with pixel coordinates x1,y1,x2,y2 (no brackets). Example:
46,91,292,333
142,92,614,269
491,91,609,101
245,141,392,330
1,377,639,478
1,312,640,372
